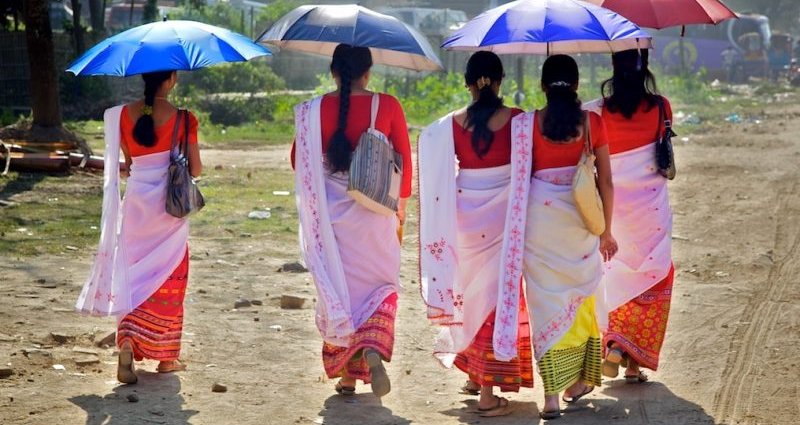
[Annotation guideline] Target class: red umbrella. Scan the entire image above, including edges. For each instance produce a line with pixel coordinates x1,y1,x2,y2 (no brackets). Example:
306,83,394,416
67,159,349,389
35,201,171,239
585,0,737,30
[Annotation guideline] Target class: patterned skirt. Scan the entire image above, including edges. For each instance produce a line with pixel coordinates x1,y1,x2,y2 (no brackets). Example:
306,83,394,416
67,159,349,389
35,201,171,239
538,295,602,395
604,265,674,371
454,301,534,392
322,293,397,383
117,249,189,362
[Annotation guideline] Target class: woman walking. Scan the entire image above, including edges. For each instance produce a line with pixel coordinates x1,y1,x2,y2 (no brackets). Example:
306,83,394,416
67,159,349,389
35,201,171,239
591,49,675,383
514,55,617,419
291,44,411,397
76,70,202,384
419,51,533,417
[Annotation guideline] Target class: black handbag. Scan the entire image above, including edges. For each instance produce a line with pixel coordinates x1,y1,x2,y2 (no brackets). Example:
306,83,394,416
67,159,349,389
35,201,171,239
166,110,205,218
655,96,677,180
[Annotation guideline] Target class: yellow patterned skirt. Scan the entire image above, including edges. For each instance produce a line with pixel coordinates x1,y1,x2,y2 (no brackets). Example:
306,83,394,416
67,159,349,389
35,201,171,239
537,295,602,395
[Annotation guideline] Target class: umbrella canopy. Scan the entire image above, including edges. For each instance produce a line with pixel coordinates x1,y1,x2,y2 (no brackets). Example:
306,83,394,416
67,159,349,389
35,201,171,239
256,4,443,72
442,0,652,55
67,20,271,76
585,0,737,29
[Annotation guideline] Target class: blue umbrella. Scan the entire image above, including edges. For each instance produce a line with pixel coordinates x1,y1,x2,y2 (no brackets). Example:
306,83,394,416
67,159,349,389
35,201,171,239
442,0,652,55
67,20,271,76
257,4,443,72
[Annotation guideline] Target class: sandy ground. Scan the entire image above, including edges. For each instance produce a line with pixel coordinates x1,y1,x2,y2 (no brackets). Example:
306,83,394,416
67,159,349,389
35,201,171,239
1,99,800,425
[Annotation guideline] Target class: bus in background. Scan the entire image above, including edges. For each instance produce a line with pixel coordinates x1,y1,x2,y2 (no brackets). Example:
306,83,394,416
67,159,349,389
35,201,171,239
651,13,771,82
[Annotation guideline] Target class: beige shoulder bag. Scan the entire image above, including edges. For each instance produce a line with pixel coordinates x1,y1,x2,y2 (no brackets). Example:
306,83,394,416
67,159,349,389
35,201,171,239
571,112,605,235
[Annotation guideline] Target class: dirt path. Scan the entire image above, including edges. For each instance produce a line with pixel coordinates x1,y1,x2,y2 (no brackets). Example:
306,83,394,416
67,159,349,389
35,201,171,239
1,100,800,425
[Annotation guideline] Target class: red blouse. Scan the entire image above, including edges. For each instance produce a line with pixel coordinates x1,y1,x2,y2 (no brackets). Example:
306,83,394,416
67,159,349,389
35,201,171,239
602,97,673,155
291,93,413,198
120,105,198,157
532,111,609,172
453,108,524,169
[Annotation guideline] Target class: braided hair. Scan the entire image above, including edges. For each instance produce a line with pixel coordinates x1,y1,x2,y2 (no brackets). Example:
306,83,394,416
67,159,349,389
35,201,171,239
132,71,174,147
463,51,505,158
326,44,373,173
602,49,660,119
540,55,583,142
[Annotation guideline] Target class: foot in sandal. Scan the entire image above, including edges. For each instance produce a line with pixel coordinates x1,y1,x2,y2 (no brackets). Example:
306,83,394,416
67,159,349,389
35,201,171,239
117,341,137,384
602,345,624,378
335,376,356,396
624,359,649,384
539,394,561,420
460,380,481,395
562,381,594,404
477,395,512,417
364,349,391,398
157,360,187,373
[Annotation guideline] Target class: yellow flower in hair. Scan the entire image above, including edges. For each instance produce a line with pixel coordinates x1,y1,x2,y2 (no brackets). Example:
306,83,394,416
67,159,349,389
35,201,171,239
141,105,153,116
476,77,492,90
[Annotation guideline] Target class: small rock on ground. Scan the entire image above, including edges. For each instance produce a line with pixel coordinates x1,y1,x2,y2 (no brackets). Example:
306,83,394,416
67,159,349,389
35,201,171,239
234,299,251,309
280,295,307,310
211,383,227,393
95,331,116,348
0,367,12,378
126,394,139,403
277,262,308,273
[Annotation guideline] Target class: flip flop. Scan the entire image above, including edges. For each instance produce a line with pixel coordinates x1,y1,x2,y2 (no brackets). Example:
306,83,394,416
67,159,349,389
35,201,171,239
602,348,623,378
539,409,562,420
157,360,187,373
478,396,512,417
365,349,391,398
562,384,594,404
459,380,480,396
625,371,649,384
116,344,137,384
335,381,356,396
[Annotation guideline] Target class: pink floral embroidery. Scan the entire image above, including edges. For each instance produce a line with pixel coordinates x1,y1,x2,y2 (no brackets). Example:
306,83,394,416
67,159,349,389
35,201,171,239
426,238,447,262
544,200,552,206
533,295,585,355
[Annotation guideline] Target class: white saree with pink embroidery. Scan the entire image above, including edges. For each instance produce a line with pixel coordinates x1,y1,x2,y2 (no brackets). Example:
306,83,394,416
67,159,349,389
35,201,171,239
293,97,400,349
515,111,603,395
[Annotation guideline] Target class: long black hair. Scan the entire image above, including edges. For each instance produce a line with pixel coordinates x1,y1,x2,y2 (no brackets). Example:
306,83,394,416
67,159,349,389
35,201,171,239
464,51,505,158
326,44,373,173
541,54,583,142
602,49,660,119
132,71,174,147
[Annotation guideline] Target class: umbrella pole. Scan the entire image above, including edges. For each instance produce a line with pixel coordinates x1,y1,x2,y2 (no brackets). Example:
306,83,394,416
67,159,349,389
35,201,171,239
515,56,525,107
679,26,687,75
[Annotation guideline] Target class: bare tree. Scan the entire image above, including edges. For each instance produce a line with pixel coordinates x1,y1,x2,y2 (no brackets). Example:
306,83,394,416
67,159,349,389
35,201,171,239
69,0,85,53
88,0,105,32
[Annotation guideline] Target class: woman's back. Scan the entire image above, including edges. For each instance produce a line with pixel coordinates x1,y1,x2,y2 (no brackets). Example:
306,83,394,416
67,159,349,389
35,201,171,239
120,104,199,157
602,98,672,155
532,111,608,172
453,107,523,169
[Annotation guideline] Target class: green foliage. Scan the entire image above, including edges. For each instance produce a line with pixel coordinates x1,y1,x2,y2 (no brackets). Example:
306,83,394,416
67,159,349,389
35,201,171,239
0,108,17,127
177,61,286,97
257,0,300,29
59,74,114,120
143,0,159,23
169,3,244,31
190,95,275,126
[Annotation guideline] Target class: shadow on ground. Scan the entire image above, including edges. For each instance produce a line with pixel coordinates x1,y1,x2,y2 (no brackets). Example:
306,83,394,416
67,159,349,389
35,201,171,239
69,372,198,425
319,393,412,425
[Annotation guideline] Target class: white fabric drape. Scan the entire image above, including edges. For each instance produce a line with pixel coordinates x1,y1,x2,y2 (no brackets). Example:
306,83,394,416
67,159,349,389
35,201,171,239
76,106,188,317
294,97,400,348
419,113,532,362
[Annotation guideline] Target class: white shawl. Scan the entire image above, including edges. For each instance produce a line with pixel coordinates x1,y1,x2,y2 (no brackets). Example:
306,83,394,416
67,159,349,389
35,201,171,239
76,105,188,317
419,113,532,362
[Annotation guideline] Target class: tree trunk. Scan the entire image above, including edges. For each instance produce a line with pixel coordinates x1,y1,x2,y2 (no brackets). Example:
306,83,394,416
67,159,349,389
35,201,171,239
88,0,104,32
69,0,85,54
22,0,62,128
143,0,158,22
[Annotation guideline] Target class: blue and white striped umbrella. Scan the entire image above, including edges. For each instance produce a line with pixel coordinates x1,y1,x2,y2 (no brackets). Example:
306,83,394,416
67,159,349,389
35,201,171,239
67,20,271,76
256,4,443,72
442,0,652,55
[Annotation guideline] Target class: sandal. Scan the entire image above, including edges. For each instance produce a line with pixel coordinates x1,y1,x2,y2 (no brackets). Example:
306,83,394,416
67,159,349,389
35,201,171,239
625,371,649,384
562,384,594,404
157,360,187,373
602,348,623,378
116,343,137,384
365,349,391,398
459,380,480,396
478,396,512,417
539,409,562,420
334,381,356,396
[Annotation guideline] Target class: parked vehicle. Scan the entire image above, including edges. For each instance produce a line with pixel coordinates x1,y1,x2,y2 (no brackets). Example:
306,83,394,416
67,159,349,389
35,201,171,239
652,13,772,81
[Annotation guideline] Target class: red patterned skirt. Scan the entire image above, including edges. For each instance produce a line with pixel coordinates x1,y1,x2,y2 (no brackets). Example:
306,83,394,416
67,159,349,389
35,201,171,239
117,250,189,362
604,264,674,371
453,297,535,392
322,293,397,383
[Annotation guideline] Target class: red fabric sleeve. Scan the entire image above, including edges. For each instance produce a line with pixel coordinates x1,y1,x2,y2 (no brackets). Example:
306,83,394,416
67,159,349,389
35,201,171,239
187,111,199,145
290,139,296,170
386,95,413,198
663,96,673,123
589,112,609,149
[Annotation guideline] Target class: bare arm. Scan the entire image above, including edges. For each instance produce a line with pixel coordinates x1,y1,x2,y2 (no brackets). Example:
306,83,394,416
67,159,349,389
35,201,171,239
120,141,132,178
594,144,618,261
187,142,202,178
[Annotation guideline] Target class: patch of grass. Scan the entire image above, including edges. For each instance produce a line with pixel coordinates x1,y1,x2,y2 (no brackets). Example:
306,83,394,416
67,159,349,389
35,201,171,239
198,120,295,148
0,171,103,257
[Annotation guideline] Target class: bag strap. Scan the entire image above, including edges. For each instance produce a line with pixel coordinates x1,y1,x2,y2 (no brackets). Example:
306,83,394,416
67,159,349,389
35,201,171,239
369,94,379,130
170,109,183,155
182,109,190,157
654,96,665,141
583,111,593,155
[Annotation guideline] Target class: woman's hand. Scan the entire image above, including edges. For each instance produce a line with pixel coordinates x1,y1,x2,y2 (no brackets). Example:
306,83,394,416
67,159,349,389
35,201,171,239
599,231,618,262
396,197,409,226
